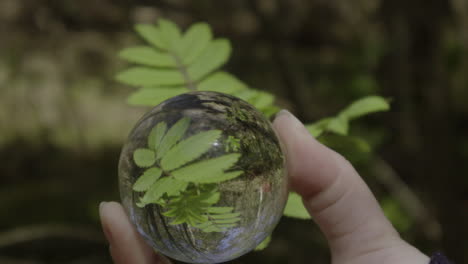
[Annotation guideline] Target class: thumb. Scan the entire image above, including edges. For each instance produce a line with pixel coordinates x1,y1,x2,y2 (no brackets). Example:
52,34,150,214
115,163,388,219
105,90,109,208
272,110,428,263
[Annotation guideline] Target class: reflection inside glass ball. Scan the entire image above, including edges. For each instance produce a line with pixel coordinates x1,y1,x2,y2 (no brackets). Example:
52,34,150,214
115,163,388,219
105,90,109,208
118,91,287,263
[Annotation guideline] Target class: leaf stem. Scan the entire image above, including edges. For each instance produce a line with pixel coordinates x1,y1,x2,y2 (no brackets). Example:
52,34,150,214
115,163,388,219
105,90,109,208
170,51,197,91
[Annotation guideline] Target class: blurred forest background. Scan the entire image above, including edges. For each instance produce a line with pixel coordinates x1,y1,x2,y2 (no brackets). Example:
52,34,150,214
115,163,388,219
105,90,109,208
0,0,467,263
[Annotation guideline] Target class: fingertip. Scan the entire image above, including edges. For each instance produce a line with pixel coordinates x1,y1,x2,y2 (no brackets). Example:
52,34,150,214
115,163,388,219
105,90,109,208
99,201,164,264
272,110,342,197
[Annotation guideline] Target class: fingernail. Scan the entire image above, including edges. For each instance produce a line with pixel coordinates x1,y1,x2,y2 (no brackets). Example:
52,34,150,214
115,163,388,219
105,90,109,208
274,109,311,137
99,201,107,212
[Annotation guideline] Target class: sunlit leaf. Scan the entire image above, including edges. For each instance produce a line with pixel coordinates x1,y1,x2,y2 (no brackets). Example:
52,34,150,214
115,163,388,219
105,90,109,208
127,87,187,106
327,116,349,135
156,117,191,159
161,130,222,171
158,19,182,50
251,90,275,110
165,179,188,196
283,192,311,219
140,177,187,205
255,235,271,251
187,39,231,81
135,24,166,50
133,167,162,192
116,67,185,86
339,96,390,120
198,71,247,94
133,148,156,168
177,23,212,65
171,154,242,183
118,46,176,67
148,122,167,150
306,118,332,138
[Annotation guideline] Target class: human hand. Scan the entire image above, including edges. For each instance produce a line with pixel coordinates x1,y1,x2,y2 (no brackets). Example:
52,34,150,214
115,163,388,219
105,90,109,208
99,110,430,264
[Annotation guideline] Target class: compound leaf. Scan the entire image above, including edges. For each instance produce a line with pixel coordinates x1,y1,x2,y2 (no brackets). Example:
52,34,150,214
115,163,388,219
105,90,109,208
133,167,162,192
198,71,247,94
127,87,187,106
177,22,212,65
133,148,156,168
283,192,311,219
187,39,231,81
116,67,185,86
135,24,166,50
148,122,168,150
339,96,390,120
156,117,191,159
171,154,242,183
118,46,176,68
161,130,222,171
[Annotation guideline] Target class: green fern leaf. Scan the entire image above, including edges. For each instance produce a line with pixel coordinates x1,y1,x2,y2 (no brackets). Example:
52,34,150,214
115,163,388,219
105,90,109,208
176,23,212,65
115,67,185,86
209,212,240,219
198,171,244,184
211,218,240,224
133,148,156,167
158,19,182,50
135,24,166,50
140,177,187,205
207,207,235,214
198,71,247,94
148,122,167,150
339,96,389,120
118,46,176,67
133,167,162,192
255,235,272,251
171,153,241,183
127,87,187,106
187,39,231,81
283,192,311,219
156,117,191,159
161,130,222,171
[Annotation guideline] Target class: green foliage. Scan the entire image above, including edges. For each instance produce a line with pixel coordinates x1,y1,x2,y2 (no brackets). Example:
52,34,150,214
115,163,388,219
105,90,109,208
133,148,156,167
117,18,391,248
283,192,311,219
171,154,242,183
160,130,222,171
132,167,162,192
115,19,278,117
132,117,243,231
306,96,390,137
381,197,412,233
255,235,272,251
156,117,190,159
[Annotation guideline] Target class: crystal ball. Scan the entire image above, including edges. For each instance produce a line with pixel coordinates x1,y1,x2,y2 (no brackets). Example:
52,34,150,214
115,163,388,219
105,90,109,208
118,91,288,263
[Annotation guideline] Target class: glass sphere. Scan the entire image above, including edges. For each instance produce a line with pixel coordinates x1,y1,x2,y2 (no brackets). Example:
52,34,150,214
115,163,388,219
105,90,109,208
118,91,287,263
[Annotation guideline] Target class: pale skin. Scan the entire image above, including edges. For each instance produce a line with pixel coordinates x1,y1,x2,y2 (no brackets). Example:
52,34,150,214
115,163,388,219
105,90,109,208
99,110,430,264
